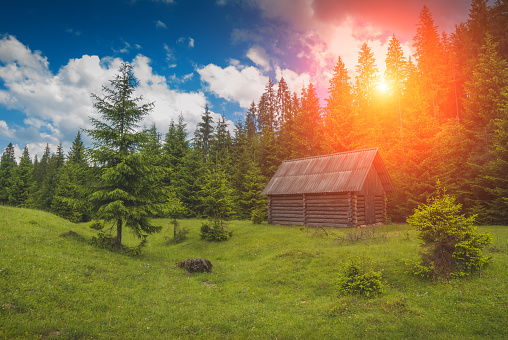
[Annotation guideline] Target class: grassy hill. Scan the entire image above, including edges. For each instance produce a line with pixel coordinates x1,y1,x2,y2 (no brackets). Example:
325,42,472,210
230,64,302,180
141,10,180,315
1,205,507,339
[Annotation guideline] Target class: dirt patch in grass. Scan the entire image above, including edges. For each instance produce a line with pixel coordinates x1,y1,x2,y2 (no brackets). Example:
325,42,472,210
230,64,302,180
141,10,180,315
41,330,65,339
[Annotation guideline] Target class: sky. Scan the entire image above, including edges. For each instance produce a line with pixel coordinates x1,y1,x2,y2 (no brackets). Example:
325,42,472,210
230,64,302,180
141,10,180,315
0,0,473,159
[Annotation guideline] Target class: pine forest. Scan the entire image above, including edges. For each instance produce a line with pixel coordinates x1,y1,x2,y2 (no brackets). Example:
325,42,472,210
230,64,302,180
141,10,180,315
1,1,508,236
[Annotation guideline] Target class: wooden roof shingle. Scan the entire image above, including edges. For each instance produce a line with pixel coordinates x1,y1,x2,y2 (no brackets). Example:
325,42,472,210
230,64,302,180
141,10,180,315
261,148,394,195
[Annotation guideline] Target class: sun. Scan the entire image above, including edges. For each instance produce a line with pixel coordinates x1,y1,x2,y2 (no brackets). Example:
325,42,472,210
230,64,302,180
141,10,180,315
377,78,390,93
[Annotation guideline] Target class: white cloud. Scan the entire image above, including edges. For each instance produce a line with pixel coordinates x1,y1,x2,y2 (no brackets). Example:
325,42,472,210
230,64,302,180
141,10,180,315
177,37,195,48
197,63,268,109
0,120,15,139
0,35,218,158
155,20,167,29
246,45,271,72
163,43,177,67
274,67,311,94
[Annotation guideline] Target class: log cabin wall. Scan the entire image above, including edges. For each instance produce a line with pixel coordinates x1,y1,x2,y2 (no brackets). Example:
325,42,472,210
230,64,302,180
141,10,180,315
269,194,304,225
268,190,386,227
268,192,356,227
304,193,352,227
358,166,387,225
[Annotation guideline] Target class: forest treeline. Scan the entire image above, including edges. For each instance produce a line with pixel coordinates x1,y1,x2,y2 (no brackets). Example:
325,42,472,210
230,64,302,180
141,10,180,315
1,1,507,225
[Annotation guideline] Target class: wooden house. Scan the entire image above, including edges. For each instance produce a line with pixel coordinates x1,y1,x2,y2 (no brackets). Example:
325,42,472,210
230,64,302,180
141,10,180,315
261,148,394,227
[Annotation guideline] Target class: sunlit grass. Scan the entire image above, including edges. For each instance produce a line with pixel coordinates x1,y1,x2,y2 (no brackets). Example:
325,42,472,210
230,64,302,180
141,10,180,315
1,205,507,339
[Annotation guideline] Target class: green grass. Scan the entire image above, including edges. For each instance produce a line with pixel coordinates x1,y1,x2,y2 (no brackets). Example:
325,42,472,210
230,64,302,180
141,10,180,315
1,205,507,339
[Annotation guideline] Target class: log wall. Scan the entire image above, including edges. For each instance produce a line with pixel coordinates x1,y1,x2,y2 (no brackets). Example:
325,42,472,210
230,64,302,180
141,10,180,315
269,195,304,225
268,191,387,227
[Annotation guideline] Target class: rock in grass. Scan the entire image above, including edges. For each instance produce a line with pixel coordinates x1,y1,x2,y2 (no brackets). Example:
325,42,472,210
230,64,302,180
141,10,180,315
176,258,212,273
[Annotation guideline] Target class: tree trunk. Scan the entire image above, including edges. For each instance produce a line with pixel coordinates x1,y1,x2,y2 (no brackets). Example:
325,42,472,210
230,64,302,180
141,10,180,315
116,219,123,249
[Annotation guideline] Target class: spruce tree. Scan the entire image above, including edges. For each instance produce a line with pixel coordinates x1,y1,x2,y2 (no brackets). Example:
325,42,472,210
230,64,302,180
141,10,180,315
324,56,355,152
177,148,205,217
51,132,91,222
462,34,508,220
200,161,235,227
0,143,16,204
294,83,323,157
486,116,508,223
238,161,267,223
8,146,34,207
355,42,381,147
162,114,189,188
38,143,65,210
413,5,446,120
86,62,173,249
193,104,215,162
385,35,407,142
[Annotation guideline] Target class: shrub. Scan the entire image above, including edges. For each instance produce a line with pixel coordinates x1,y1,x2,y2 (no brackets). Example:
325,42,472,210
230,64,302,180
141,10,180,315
168,219,189,244
337,256,384,297
250,206,266,224
89,219,105,231
406,183,493,279
200,222,233,242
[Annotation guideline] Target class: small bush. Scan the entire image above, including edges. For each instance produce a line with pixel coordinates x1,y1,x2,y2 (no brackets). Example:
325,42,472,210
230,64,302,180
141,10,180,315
90,232,117,250
200,222,233,242
89,220,105,231
406,183,493,279
90,232,147,256
166,219,189,244
337,256,385,297
404,259,434,279
250,206,266,224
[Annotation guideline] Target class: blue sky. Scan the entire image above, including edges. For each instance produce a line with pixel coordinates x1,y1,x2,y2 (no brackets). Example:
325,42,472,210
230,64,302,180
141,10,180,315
0,0,471,159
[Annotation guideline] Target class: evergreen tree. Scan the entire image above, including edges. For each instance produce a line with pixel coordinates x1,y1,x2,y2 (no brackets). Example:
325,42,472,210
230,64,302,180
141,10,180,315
8,146,34,207
51,133,92,222
86,62,172,248
257,78,276,131
0,143,16,204
491,0,508,60
68,131,86,165
385,35,407,142
38,143,65,210
193,104,215,162
245,102,257,139
33,144,51,190
162,114,189,187
200,161,235,225
413,5,446,120
486,115,508,223
211,115,232,166
177,148,205,217
355,42,380,110
276,77,292,129
462,34,508,221
354,42,381,147
238,161,267,223
294,83,323,157
324,56,355,152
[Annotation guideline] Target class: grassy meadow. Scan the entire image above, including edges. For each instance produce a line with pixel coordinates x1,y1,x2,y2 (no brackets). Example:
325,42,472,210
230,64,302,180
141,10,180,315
1,205,507,339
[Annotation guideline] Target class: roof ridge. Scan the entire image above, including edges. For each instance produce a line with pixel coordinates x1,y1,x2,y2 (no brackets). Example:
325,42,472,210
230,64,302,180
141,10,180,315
281,147,378,163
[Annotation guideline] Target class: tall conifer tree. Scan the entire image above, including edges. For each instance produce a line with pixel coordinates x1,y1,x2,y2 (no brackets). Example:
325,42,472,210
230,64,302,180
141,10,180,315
0,143,16,204
86,62,173,248
8,146,34,207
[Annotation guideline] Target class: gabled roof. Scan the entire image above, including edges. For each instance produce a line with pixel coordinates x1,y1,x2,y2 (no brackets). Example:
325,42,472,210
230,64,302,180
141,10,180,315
261,148,394,196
